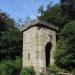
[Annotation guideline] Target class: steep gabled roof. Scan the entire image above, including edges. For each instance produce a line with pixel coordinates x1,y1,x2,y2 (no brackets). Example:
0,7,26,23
20,19,59,32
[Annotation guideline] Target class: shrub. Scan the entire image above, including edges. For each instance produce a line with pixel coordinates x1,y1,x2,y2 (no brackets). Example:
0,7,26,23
55,21,75,71
20,66,35,75
0,58,22,75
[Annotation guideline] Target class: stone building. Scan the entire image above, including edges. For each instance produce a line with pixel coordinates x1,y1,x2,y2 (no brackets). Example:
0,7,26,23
20,19,59,74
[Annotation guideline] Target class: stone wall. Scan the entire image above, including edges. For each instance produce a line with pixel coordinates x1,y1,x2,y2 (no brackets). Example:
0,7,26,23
23,25,56,73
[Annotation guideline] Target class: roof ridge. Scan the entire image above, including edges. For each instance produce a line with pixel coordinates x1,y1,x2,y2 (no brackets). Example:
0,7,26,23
20,19,59,32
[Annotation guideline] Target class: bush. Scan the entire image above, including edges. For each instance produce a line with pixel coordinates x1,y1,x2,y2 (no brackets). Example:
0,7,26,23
55,21,75,71
72,69,75,75
20,66,35,75
0,58,22,75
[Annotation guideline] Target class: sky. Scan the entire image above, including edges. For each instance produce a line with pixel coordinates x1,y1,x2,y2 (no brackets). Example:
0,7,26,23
0,0,59,21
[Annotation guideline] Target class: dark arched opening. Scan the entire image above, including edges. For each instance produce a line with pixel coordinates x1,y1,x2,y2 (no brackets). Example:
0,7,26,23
45,42,52,68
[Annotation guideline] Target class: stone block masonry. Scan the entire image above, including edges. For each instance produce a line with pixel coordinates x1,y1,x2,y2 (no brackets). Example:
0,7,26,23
20,19,59,74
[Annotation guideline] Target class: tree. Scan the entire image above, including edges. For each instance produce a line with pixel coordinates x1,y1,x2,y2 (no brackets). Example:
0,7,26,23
0,12,8,35
38,4,70,29
0,11,22,61
38,5,44,15
61,0,75,20
55,21,75,71
0,11,22,75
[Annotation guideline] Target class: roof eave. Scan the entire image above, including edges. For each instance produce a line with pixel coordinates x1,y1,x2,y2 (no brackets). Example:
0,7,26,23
20,19,59,32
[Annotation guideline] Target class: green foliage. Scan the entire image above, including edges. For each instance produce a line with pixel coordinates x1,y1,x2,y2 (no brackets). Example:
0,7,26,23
0,58,22,75
72,69,75,75
0,10,22,75
0,11,22,61
0,12,8,34
20,67,35,75
61,0,75,20
55,21,75,71
38,4,70,29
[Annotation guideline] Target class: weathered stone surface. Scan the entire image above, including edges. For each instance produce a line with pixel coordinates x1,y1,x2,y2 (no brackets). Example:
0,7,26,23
22,21,57,74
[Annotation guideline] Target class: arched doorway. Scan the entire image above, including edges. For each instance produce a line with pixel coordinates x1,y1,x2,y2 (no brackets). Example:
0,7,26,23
45,42,52,68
